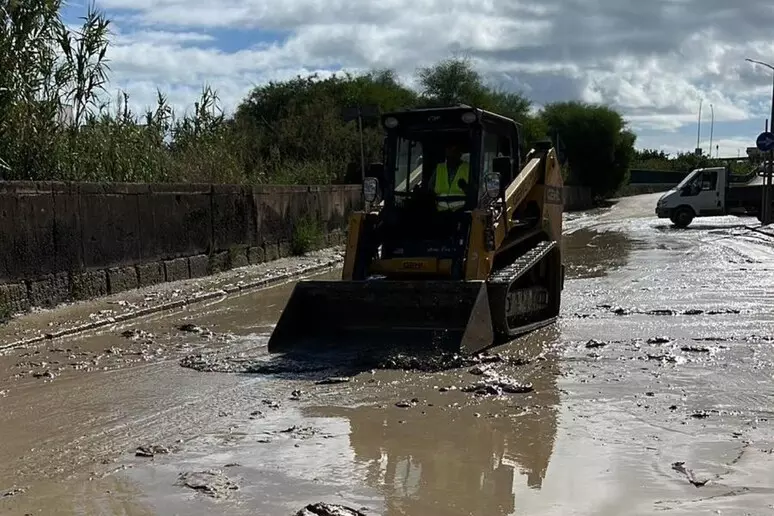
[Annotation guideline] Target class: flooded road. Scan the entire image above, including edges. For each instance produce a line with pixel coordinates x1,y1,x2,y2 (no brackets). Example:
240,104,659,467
2,193,774,515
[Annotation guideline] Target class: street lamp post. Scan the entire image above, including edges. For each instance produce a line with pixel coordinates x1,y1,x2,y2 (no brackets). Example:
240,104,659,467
746,58,774,225
696,99,702,154
709,103,714,157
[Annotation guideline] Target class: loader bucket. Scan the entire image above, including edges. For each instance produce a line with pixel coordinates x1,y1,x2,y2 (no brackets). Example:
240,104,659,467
266,279,495,356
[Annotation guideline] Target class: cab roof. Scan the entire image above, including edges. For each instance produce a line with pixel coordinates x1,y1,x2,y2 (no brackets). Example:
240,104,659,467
381,104,522,132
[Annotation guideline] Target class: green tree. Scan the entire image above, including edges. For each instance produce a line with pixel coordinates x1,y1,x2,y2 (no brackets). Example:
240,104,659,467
416,57,539,153
0,1,641,194
234,70,420,183
416,56,490,106
540,101,636,197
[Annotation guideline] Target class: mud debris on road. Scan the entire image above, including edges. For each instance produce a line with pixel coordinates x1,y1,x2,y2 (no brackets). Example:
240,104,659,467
277,425,333,440
135,444,172,457
296,502,367,516
597,304,744,317
671,461,710,487
177,469,239,498
315,376,351,385
3,196,774,515
1,487,26,498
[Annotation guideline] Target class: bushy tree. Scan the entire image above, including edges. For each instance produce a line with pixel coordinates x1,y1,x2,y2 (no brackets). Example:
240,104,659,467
233,70,420,183
540,101,636,197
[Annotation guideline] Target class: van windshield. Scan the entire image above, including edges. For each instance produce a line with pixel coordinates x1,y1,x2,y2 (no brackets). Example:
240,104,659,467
676,170,700,189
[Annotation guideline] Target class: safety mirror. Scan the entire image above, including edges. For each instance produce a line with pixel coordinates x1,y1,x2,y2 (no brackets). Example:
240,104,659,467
363,177,379,202
484,173,500,198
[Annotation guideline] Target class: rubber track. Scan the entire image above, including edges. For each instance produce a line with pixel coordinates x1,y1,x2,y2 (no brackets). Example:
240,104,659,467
487,239,558,340
487,240,557,285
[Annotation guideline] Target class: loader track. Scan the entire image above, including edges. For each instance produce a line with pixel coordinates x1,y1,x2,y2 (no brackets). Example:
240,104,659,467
487,240,559,341
487,240,557,284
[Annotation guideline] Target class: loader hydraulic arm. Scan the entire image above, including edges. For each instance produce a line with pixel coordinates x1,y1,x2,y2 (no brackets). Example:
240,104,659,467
503,153,543,226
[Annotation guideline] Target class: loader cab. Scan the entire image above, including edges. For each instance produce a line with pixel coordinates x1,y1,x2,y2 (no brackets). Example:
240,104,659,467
362,105,522,279
376,105,522,210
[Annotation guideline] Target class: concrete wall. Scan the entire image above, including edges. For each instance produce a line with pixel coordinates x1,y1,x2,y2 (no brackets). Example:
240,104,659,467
617,183,674,196
629,169,689,184
0,182,361,313
0,181,594,314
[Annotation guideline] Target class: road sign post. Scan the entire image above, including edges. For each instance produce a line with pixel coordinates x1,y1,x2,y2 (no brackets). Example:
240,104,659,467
755,131,774,224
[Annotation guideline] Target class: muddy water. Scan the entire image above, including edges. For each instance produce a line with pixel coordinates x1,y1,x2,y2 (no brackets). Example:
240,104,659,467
3,194,774,515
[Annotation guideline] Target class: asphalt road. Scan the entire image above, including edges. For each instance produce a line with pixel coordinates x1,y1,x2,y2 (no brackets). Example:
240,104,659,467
1,193,774,516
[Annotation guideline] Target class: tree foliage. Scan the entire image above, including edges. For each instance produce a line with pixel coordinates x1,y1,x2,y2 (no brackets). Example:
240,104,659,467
632,149,755,177
540,101,636,197
0,1,638,196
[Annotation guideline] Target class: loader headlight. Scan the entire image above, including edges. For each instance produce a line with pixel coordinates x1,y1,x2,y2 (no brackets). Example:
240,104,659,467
461,111,477,123
384,116,398,128
363,177,379,202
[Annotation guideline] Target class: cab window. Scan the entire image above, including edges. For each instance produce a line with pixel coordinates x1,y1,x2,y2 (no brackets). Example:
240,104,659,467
482,132,513,181
701,170,717,190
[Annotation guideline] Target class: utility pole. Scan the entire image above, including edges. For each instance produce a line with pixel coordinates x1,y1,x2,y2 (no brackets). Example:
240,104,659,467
709,103,714,158
695,99,702,155
746,58,774,225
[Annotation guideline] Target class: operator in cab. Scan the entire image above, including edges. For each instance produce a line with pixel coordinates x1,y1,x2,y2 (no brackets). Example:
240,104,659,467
429,141,470,211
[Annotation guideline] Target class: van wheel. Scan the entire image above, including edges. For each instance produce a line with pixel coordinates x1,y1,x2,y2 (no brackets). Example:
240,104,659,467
672,207,694,228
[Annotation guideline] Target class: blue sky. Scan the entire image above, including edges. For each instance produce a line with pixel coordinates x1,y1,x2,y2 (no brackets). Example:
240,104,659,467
61,0,774,157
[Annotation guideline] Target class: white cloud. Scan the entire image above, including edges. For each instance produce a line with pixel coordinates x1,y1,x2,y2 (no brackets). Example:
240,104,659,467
74,0,774,151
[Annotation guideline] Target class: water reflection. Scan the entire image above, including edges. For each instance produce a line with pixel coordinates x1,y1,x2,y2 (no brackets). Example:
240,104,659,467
310,329,561,516
563,229,633,279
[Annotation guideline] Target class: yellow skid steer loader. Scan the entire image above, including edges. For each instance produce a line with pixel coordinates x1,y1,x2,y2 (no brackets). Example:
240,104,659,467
268,105,566,355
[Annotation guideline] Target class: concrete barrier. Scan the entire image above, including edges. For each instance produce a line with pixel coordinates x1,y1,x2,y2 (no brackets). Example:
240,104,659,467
0,181,362,314
617,183,674,196
0,181,593,314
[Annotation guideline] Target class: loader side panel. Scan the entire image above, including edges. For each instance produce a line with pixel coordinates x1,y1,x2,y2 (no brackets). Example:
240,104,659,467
342,212,366,281
464,210,494,281
541,149,564,243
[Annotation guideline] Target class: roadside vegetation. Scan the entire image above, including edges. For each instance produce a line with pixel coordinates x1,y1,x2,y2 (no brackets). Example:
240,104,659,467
3,1,640,199
633,149,757,176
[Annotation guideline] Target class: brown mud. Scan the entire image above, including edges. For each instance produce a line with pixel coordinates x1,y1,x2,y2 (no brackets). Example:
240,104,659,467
2,194,774,515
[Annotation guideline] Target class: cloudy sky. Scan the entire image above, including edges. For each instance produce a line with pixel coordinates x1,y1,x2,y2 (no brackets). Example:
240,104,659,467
60,0,774,157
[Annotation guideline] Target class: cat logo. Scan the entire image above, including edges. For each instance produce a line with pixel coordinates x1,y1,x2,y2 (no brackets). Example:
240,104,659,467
402,261,424,270
545,186,562,205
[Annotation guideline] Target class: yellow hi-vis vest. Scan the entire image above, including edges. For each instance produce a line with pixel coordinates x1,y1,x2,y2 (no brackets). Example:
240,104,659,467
434,162,469,211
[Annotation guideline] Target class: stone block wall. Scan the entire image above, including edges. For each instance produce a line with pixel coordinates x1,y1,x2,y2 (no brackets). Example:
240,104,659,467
0,182,361,313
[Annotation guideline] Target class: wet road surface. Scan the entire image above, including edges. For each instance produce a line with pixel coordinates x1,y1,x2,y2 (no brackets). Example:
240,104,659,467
2,193,774,515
